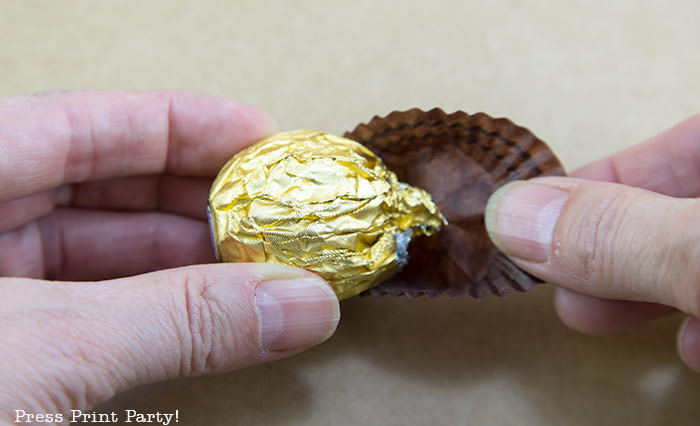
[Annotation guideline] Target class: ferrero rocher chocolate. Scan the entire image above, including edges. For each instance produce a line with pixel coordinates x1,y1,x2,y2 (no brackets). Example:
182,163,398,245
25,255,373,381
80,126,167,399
208,130,446,300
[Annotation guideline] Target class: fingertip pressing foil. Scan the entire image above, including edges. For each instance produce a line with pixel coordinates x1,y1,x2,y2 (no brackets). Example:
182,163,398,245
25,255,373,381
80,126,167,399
208,130,446,300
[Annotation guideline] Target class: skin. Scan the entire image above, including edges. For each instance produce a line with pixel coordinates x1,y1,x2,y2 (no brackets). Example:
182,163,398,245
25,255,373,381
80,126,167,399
0,91,340,424
2,89,699,422
552,116,700,369
486,114,700,372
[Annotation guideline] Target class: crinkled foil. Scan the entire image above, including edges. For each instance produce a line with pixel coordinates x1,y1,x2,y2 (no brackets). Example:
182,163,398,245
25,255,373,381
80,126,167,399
208,130,446,300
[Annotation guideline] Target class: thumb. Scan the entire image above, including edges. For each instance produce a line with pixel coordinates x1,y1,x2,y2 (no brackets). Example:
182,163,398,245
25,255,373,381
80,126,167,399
485,177,700,316
0,263,339,415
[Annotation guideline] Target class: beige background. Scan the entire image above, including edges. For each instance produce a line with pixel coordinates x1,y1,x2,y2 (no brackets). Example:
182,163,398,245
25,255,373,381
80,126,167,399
3,0,700,425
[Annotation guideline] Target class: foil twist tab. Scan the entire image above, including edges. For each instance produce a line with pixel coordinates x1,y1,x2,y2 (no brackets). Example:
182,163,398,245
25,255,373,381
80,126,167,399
208,130,446,300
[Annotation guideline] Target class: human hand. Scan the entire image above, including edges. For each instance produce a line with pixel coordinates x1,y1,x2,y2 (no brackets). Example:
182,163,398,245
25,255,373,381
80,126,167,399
485,115,700,371
0,91,339,423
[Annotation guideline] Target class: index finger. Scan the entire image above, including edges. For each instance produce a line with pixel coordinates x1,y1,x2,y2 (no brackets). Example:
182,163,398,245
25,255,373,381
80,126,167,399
0,91,276,202
572,114,700,197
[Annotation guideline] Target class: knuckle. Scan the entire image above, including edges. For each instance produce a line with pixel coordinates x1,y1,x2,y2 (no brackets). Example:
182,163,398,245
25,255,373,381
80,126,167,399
168,267,259,377
174,270,220,376
566,190,631,286
673,201,700,315
562,189,700,312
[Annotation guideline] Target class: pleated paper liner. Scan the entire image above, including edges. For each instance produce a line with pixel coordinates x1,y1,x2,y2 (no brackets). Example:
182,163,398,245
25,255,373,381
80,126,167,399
344,108,565,298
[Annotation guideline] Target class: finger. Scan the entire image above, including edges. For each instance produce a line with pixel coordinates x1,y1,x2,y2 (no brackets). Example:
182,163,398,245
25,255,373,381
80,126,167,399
0,90,276,202
0,222,43,278
0,190,62,232
0,264,339,415
678,316,700,372
65,174,212,219
554,287,674,335
0,175,210,233
556,116,700,333
572,114,700,197
35,209,216,280
485,177,700,316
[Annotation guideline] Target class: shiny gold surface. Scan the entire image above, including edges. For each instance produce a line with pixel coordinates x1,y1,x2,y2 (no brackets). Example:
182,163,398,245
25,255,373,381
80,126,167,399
208,130,445,299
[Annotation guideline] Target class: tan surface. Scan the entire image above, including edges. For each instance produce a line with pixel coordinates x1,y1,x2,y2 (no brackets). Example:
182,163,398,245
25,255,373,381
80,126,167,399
3,1,700,424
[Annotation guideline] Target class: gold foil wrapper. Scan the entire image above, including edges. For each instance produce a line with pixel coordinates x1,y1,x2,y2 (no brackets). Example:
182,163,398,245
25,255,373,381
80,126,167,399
208,130,445,300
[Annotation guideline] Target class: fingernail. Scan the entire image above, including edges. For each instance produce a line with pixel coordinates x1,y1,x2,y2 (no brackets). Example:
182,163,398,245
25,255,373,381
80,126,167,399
485,181,568,262
255,278,340,352
678,317,700,372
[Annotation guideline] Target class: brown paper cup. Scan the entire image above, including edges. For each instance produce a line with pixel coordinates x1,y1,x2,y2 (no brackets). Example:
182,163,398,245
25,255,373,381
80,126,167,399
345,108,566,298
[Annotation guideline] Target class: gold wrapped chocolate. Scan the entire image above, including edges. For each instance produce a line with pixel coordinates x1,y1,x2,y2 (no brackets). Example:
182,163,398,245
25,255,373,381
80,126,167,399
208,130,445,300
